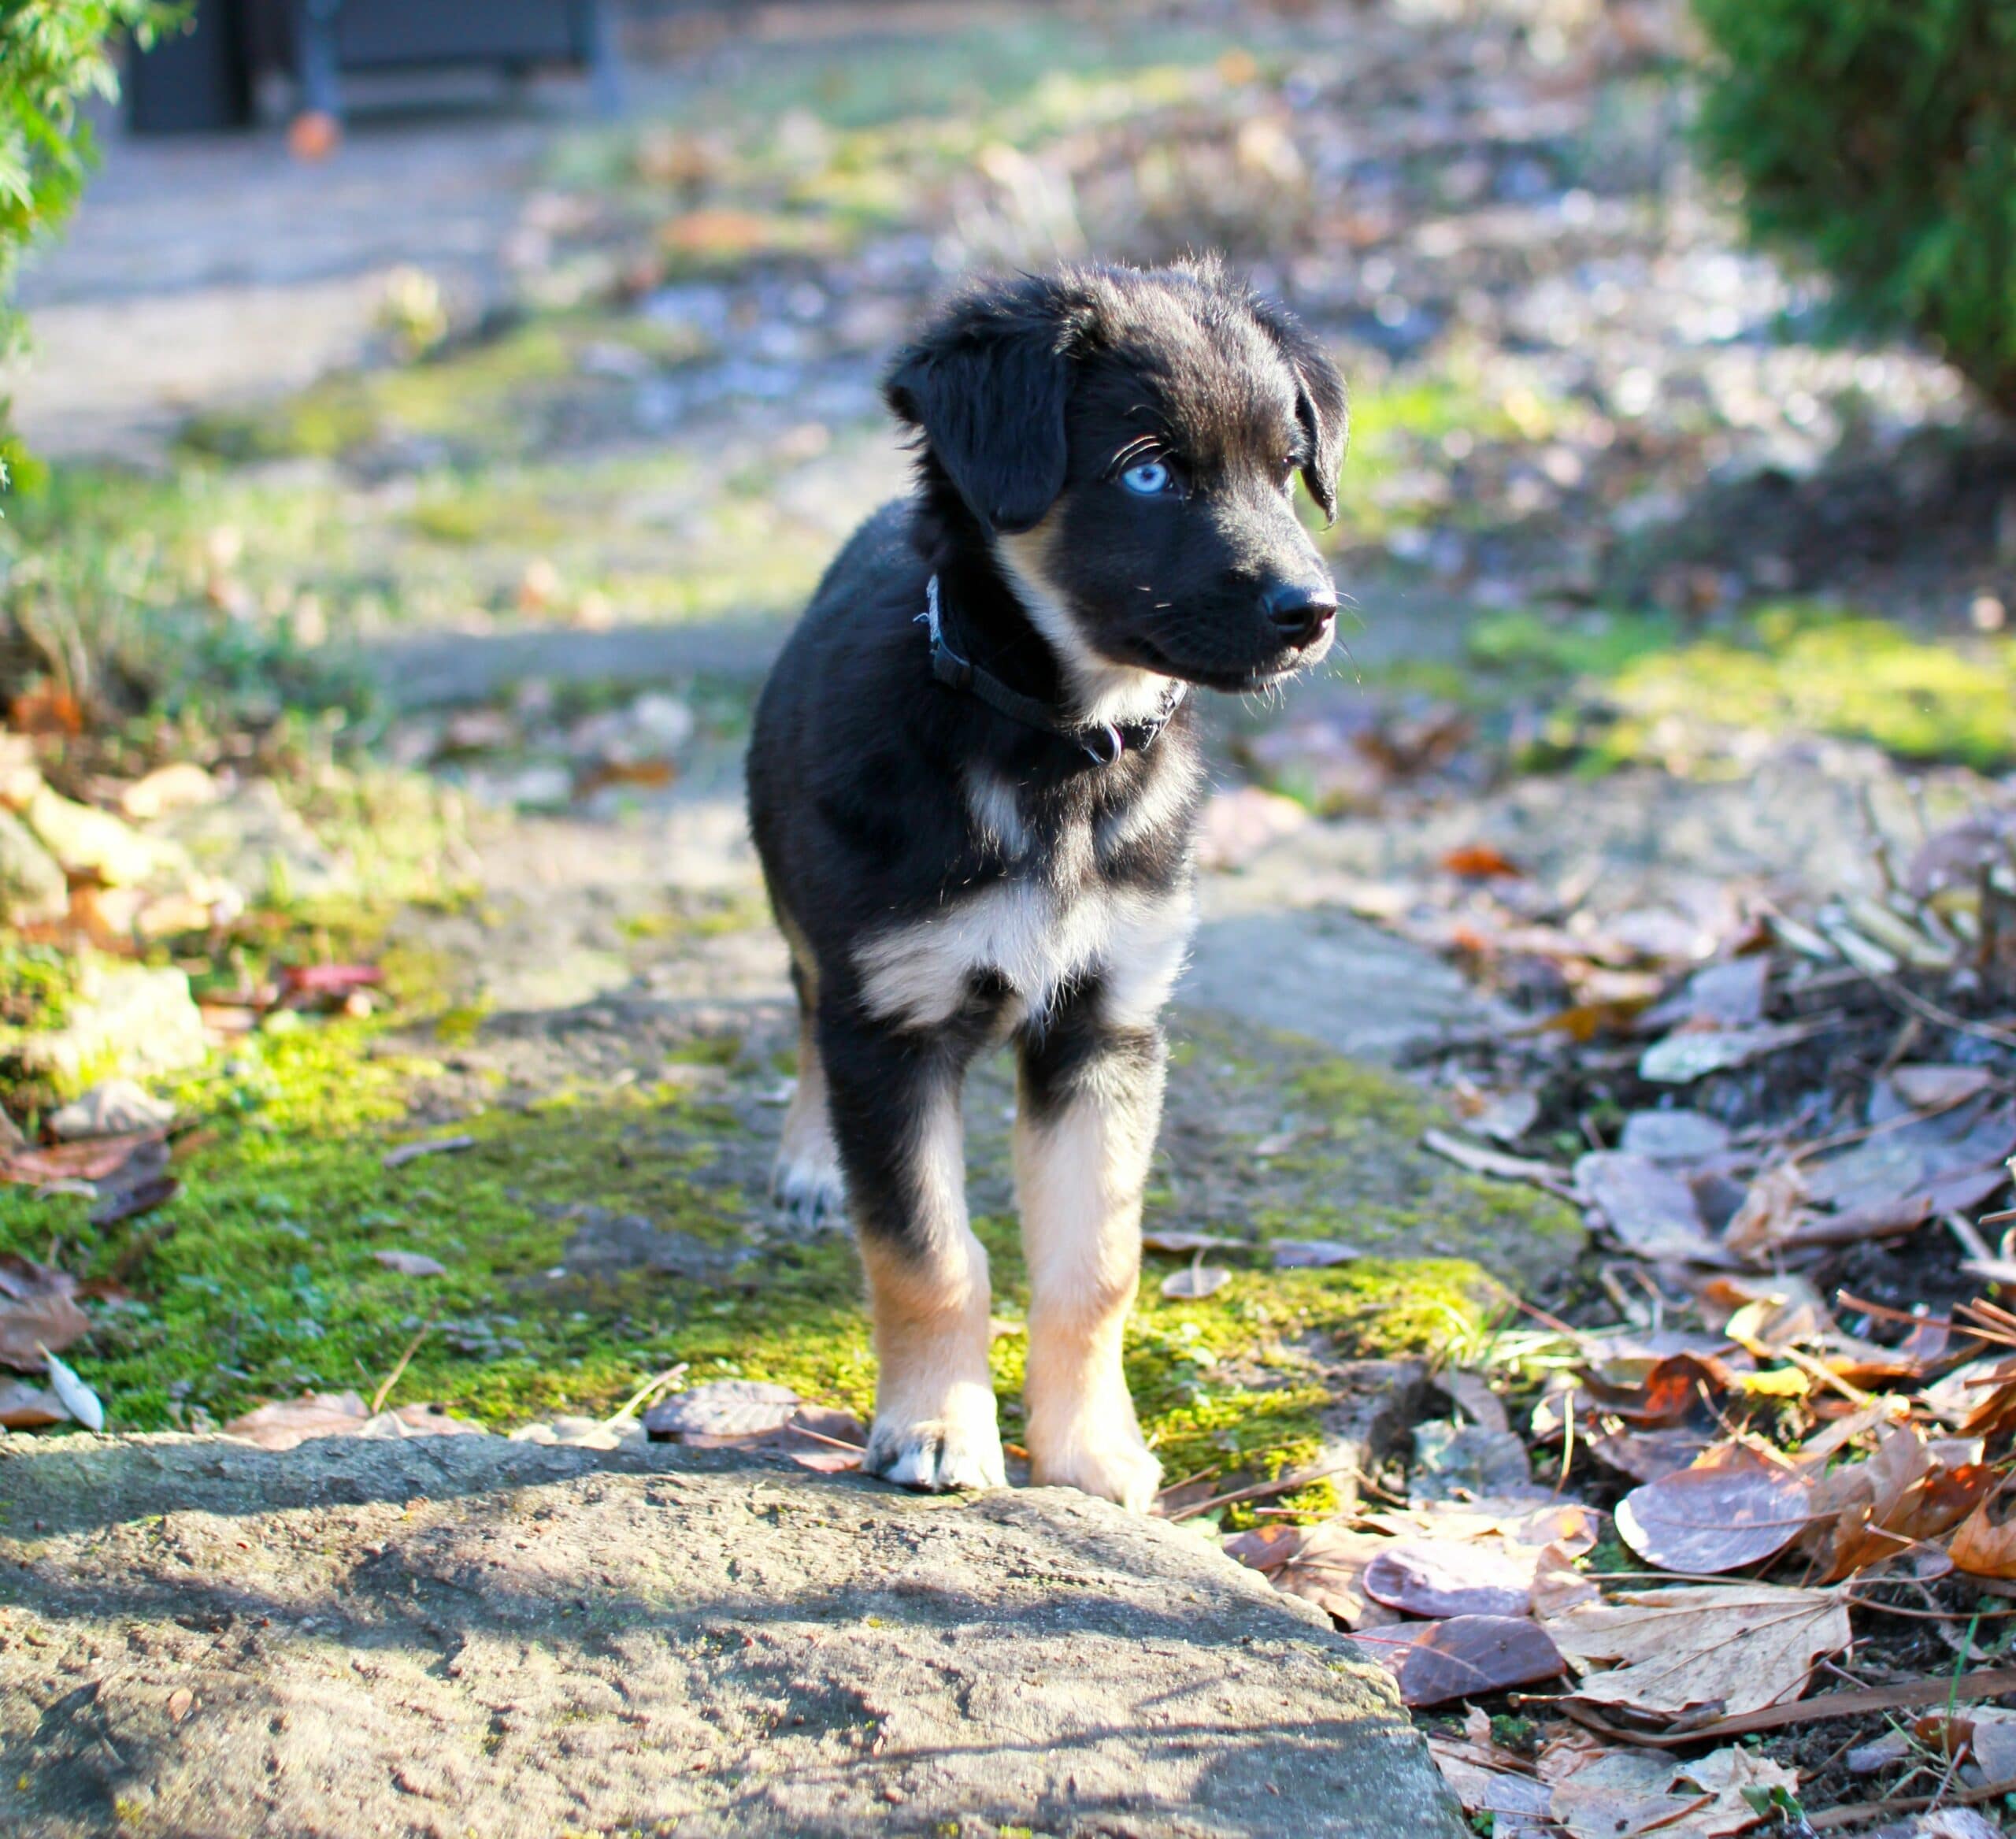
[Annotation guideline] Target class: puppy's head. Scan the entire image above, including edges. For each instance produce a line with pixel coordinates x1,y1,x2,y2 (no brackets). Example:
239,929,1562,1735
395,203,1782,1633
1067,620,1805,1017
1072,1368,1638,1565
885,259,1347,696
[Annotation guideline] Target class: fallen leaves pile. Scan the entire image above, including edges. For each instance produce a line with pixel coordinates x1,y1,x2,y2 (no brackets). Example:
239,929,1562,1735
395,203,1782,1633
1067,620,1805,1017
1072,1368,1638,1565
1198,800,2016,1831
1220,1309,2016,1831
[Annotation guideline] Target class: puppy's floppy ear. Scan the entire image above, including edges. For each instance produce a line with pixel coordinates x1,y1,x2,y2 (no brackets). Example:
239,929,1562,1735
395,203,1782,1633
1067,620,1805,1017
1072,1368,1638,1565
1252,297,1348,525
884,278,1079,536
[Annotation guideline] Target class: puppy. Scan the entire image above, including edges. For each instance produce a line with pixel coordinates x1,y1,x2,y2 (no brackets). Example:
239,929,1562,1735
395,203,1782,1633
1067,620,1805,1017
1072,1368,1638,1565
747,258,1346,1510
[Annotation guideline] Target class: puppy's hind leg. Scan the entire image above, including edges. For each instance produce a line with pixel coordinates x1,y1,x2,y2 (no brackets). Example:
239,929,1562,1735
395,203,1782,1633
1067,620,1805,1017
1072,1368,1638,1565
1015,992,1166,1513
822,1007,1003,1493
773,958,846,1229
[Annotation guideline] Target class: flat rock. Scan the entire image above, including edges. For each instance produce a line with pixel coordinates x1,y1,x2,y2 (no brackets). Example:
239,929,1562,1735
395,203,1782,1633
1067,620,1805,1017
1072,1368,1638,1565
0,1434,1466,1839
24,784,187,888
15,964,206,1096
0,808,67,924
156,780,348,900
47,1077,175,1141
1182,907,1506,1064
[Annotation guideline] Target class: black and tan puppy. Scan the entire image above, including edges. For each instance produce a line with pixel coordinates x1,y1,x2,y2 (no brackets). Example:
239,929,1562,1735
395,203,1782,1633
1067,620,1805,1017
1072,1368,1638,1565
747,258,1346,1509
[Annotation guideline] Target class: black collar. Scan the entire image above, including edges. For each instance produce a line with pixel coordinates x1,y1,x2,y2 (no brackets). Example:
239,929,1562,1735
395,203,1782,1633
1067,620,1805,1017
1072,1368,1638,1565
919,575,1185,766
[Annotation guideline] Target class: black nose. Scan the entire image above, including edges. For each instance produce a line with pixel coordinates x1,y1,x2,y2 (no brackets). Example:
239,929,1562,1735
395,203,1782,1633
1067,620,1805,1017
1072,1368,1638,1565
1262,581,1338,647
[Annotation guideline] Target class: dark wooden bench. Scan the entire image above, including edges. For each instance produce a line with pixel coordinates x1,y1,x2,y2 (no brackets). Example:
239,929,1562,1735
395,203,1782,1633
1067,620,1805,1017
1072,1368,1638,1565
128,0,621,135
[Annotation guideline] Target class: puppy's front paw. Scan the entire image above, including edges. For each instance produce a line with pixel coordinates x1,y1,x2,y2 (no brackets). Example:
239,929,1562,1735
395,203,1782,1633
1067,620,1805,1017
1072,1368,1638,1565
771,1148,845,1229
865,1403,1006,1493
1029,1426,1163,1514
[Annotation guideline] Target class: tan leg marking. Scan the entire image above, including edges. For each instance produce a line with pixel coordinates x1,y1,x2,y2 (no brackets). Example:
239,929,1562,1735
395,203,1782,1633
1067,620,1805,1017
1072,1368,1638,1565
860,1092,1004,1491
1015,1048,1166,1511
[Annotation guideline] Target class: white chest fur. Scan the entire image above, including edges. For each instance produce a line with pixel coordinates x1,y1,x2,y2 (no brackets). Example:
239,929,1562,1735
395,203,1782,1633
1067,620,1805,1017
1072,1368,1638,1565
853,777,1195,1033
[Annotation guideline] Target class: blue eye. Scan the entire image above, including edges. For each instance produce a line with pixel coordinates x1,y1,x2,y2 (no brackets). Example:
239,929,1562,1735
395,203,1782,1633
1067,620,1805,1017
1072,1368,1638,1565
1120,460,1173,496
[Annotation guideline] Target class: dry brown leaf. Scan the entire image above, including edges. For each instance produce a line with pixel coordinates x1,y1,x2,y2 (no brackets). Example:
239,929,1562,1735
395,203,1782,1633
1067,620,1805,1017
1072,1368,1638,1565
1694,1272,1830,1341
1574,1151,1724,1262
1892,1065,1996,1108
1270,1239,1361,1268
1614,1454,1812,1574
89,1173,177,1229
1359,1497,1598,1554
1424,1129,1566,1186
1950,1489,2016,1580
1269,1523,1395,1627
0,1291,91,1371
381,1134,476,1170
1140,1230,1241,1255
1639,1021,1823,1085
781,1405,867,1473
1439,1368,1511,1435
0,1378,64,1428
43,1348,102,1429
1806,1424,1996,1582
221,1396,480,1449
1723,1162,1809,1262
1531,1541,1601,1617
1221,1522,1305,1573
1441,843,1525,880
1429,1750,1554,1839
0,1130,163,1185
1363,1539,1535,1618
1918,1355,2016,1429
355,1403,486,1442
1383,1615,1566,1708
1443,1705,1544,1774
1161,1264,1231,1300
224,1392,369,1449
1551,1745,1799,1839
373,1250,447,1277
1544,1582,1851,1719
644,1380,799,1443
1590,1427,1714,1484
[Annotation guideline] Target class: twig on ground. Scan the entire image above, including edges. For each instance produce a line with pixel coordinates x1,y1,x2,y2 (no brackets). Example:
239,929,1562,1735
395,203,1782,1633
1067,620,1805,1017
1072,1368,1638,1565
369,1321,434,1414
1808,1775,2016,1830
784,1422,866,1453
1166,1460,1358,1522
602,1364,687,1429
1550,1667,2016,1750
1792,1088,1985,1160
1859,970,2016,1048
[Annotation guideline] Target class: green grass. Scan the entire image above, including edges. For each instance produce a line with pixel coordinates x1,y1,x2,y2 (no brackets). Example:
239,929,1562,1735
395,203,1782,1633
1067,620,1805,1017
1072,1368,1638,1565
1468,602,2016,770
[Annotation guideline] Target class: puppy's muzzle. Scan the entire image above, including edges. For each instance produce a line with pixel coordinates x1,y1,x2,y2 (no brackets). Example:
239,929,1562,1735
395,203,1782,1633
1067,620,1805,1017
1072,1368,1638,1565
1261,580,1340,650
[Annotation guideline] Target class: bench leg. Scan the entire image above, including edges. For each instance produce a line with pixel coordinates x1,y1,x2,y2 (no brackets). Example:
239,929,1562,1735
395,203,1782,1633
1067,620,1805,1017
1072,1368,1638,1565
582,0,622,118
293,0,343,124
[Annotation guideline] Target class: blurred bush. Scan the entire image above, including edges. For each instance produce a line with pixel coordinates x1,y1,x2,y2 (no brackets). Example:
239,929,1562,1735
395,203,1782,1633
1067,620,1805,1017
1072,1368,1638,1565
0,2,181,471
1692,0,2016,413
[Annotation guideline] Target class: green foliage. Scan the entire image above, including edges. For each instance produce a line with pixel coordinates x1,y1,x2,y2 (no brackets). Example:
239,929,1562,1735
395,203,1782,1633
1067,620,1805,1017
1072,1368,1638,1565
1692,0,2016,411
0,3,179,350
1477,601,2016,770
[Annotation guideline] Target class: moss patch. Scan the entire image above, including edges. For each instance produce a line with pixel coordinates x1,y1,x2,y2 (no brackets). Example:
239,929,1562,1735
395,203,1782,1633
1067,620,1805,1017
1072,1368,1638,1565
6,981,1522,1527
1469,602,2016,770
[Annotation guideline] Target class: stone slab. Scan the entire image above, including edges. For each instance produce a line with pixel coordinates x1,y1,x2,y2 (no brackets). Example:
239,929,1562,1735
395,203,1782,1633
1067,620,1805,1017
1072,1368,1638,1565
0,1435,1464,1839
